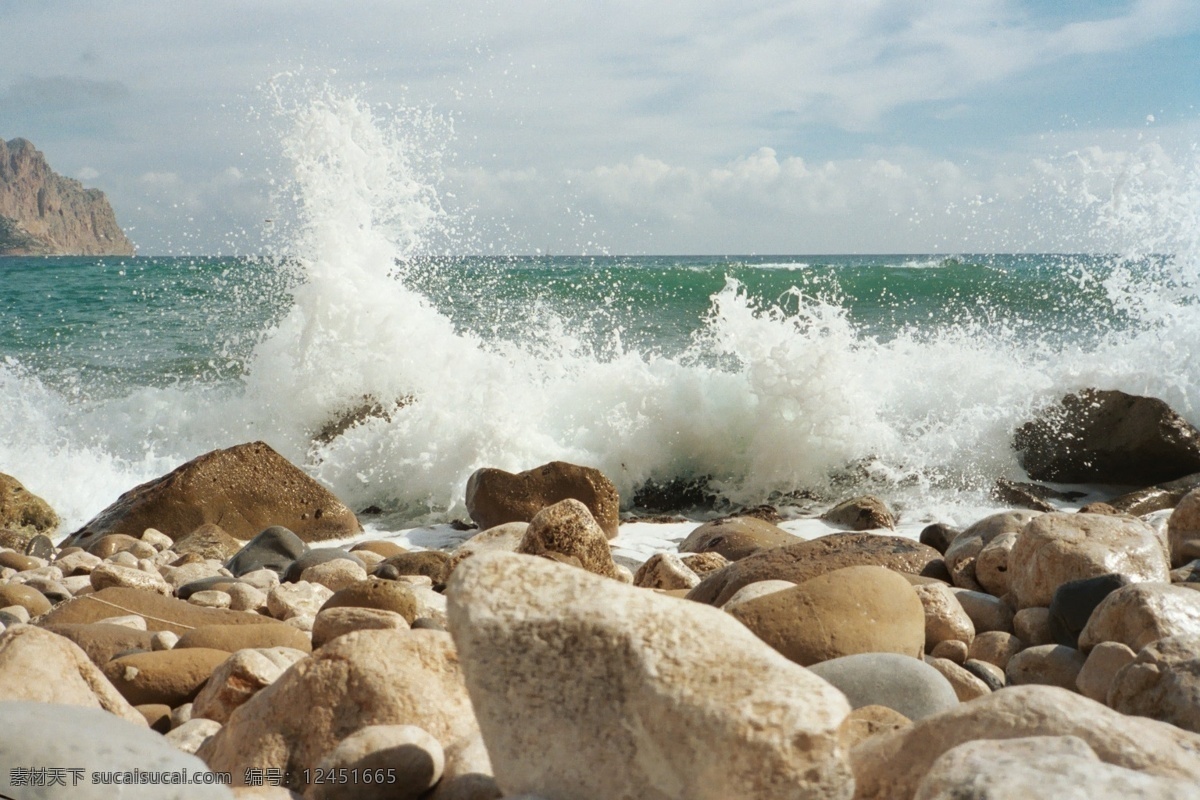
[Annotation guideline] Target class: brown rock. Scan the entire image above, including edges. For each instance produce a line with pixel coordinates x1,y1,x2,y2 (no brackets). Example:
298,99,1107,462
102,647,230,706
175,623,312,654
198,630,480,794
308,723,444,800
137,702,173,733
944,511,1040,592
687,532,942,607
516,499,620,579
914,582,974,652
192,646,309,724
0,582,52,616
1108,633,1200,733
1078,582,1200,653
924,657,991,701
0,472,58,535
86,533,155,559
350,539,408,558
0,550,42,571
678,516,801,561
90,562,172,595
1014,388,1200,484
949,589,1014,634
821,495,896,530
850,685,1200,800
679,551,730,576
1076,641,1136,704
930,640,968,664
1013,606,1054,645
299,558,368,592
62,441,361,548
1168,487,1200,568
1005,643,1086,689
465,461,620,539
174,523,246,561
378,550,452,584
632,552,700,590
43,622,155,666
0,625,144,723
728,565,925,666
967,631,1024,670
320,578,419,623
39,586,280,635
1008,512,1169,609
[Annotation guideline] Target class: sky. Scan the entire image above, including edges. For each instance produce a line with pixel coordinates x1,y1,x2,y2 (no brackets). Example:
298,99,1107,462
2,1,1199,255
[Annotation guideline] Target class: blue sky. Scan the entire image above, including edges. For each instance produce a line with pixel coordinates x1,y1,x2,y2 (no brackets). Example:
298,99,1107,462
2,1,1198,254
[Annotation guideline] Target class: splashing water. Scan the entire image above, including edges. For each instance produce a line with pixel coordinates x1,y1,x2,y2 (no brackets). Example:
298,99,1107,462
2,92,1199,534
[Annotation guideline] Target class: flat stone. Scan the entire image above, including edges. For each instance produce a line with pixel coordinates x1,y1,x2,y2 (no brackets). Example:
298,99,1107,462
679,516,801,561
175,622,312,653
807,653,957,721
40,586,275,635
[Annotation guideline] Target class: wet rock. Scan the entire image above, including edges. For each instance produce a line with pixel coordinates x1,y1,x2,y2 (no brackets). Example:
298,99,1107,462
944,511,1040,592
919,523,958,555
63,443,362,547
465,460,620,538
1008,512,1169,609
350,539,408,558
687,532,941,607
821,495,896,530
1168,487,1200,568
1014,388,1200,484
446,551,853,800
727,565,925,666
1079,581,1200,653
0,581,52,616
807,653,957,721
678,516,801,561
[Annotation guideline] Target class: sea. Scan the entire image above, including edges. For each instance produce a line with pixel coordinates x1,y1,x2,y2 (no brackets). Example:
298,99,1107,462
2,96,1199,537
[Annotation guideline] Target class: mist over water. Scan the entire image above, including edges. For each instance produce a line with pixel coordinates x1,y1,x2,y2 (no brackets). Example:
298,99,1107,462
2,92,1198,535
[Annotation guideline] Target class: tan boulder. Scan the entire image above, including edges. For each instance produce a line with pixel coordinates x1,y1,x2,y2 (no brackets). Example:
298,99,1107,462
87,533,156,559
350,539,408,558
729,565,925,666
0,625,145,723
929,640,968,664
1108,633,1200,733
1005,644,1086,690
299,558,368,592
821,495,896,530
267,581,334,620
62,441,361,548
1008,512,1170,609
967,631,1024,670
679,551,729,576
720,579,796,612
1013,606,1054,645
679,516,802,561
197,630,480,794
312,606,410,648
975,531,1018,597
175,623,313,654
913,582,974,652
193,646,308,724
516,499,620,579
446,551,854,800
447,522,527,574
377,550,452,584
850,685,1200,800
0,472,58,535
1167,487,1200,568
1078,582,1200,653
632,552,700,590
102,647,229,706
1076,641,1137,704
688,532,942,607
924,657,990,702
465,461,620,538
944,511,1040,591
189,589,232,609
912,735,1196,800
40,586,275,635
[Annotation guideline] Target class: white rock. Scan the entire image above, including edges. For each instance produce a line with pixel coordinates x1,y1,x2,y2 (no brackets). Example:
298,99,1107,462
267,581,333,620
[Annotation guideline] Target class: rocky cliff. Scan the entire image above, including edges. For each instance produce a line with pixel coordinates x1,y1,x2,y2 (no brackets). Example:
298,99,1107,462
0,138,134,256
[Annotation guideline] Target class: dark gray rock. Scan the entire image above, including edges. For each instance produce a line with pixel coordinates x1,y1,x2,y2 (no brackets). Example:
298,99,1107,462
919,523,958,555
806,652,958,721
224,525,308,577
25,533,55,559
0,700,233,798
1048,573,1130,648
962,658,1006,691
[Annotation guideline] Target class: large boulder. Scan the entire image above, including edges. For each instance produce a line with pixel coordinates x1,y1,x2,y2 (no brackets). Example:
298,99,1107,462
1014,389,1200,484
446,551,854,800
687,532,941,607
0,701,233,799
1079,582,1200,653
465,461,620,539
1108,633,1200,733
197,630,479,794
912,735,1196,800
0,472,59,535
0,625,144,724
678,516,801,561
62,441,361,548
1008,513,1169,609
727,565,926,666
849,685,1200,800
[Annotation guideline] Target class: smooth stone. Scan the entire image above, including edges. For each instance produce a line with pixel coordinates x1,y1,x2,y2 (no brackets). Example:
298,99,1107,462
924,657,991,701
1013,607,1054,645
838,705,912,750
919,523,958,555
189,589,232,608
351,539,409,558
377,550,453,584
949,588,1014,633
1005,644,1087,690
447,551,854,800
0,550,42,571
320,578,419,623
308,724,445,800
975,530,1018,596
1008,512,1170,609
192,646,308,724
967,631,1025,670
807,653,958,721
1168,487,1200,568
43,622,155,666
298,558,368,592
719,579,796,611
0,581,52,616
728,565,925,666
0,701,232,799
174,523,246,561
89,561,172,595
226,582,268,612
961,659,1006,691
914,582,974,652
680,516,802,561
930,639,968,663
40,586,277,635
175,622,313,654
267,581,333,620
137,701,173,732
1079,581,1200,653
87,533,156,559
944,511,1040,592
312,606,410,648
226,525,310,577
1048,573,1130,648
446,523,527,574
198,630,480,794
1076,641,1136,704
166,717,223,755
821,495,896,530
56,550,103,575
282,547,365,583
1108,633,1200,733
102,647,230,706
177,575,244,599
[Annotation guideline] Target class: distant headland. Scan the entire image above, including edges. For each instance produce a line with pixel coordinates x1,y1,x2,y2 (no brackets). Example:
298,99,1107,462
0,137,134,256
